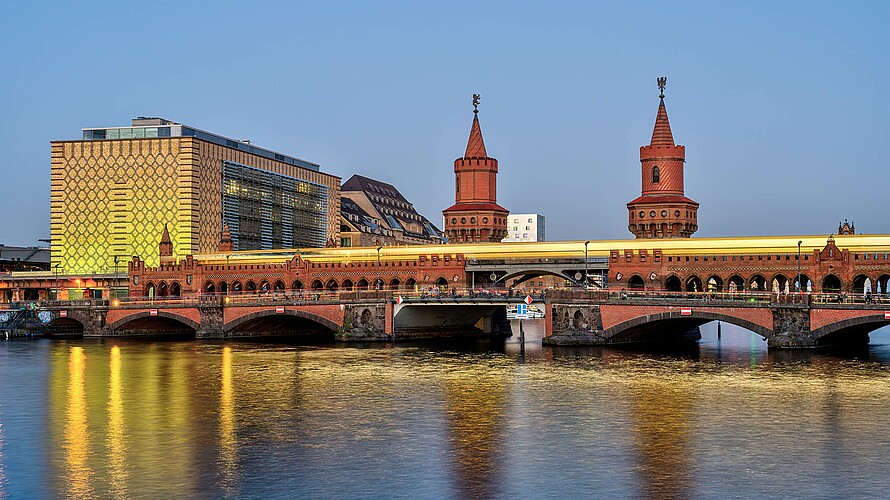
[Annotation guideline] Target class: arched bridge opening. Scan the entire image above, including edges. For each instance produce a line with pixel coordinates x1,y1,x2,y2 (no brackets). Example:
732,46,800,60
604,311,772,345
812,314,890,348
108,312,198,338
224,310,338,342
46,317,85,337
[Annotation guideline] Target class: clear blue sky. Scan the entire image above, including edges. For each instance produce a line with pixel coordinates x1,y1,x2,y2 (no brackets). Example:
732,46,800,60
2,1,888,246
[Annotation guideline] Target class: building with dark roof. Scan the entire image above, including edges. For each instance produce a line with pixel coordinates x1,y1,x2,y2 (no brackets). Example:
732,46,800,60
340,174,444,247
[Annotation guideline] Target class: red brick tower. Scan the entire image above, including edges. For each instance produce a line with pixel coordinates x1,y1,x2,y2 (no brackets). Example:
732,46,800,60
443,94,508,243
627,77,699,239
159,224,173,263
219,224,234,252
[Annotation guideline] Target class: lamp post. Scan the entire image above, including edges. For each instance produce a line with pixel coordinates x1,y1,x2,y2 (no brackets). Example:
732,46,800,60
113,255,119,299
584,241,590,290
54,263,59,301
797,240,802,293
376,246,383,291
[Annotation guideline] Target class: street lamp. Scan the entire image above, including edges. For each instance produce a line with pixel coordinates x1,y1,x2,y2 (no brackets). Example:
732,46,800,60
113,255,119,299
376,246,383,291
54,263,59,301
797,240,802,293
584,241,590,290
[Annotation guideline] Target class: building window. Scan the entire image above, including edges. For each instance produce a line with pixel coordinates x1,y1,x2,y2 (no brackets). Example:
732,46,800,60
652,166,660,183
341,237,351,247
528,218,533,223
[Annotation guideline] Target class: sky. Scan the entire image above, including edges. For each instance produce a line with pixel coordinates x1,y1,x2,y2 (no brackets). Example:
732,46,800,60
1,1,888,246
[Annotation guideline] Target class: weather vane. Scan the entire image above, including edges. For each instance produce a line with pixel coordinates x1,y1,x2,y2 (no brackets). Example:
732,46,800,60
472,93,480,113
657,76,667,99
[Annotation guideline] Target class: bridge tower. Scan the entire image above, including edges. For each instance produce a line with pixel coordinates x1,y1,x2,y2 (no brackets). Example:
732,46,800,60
627,77,699,239
442,94,508,243
159,224,174,264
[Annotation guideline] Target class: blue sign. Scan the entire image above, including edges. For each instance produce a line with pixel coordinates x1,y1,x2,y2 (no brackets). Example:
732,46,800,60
516,303,528,318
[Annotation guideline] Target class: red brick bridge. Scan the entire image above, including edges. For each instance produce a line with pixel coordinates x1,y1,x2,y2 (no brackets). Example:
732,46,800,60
30,289,890,348
544,290,890,348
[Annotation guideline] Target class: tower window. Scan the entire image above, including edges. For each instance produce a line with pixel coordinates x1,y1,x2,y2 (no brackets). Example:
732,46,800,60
652,166,660,183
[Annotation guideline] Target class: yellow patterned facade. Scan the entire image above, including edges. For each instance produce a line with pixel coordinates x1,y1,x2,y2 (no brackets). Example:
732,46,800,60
51,137,340,275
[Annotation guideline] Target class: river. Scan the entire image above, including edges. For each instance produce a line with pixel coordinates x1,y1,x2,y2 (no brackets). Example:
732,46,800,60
1,321,889,499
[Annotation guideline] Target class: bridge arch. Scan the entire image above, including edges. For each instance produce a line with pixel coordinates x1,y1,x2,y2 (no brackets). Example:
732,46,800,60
498,269,577,288
628,275,645,289
727,275,745,292
685,275,703,292
664,275,682,292
852,274,871,293
107,311,200,334
46,316,85,336
291,280,303,290
811,313,890,345
822,274,842,293
218,281,228,294
341,279,354,291
204,281,216,293
224,309,340,335
706,275,723,292
749,274,766,291
604,310,773,343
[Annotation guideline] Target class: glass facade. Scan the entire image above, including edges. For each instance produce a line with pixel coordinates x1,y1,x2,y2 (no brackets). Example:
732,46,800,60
222,161,329,250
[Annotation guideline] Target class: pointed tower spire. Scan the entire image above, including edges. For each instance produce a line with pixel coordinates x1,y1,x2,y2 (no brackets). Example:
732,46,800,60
650,77,675,146
160,224,171,244
464,93,488,157
159,223,173,262
443,93,508,243
219,223,234,252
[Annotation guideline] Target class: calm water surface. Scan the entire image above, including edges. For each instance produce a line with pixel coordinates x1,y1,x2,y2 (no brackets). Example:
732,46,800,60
1,321,890,499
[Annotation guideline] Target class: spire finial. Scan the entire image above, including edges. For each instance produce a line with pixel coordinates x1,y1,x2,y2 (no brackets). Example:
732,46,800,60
657,76,667,99
472,93,480,114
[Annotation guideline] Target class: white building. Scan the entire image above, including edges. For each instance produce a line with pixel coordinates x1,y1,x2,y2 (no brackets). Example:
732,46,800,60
502,214,545,242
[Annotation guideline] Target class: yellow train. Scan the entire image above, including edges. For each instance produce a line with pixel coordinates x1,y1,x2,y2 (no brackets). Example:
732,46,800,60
194,234,890,265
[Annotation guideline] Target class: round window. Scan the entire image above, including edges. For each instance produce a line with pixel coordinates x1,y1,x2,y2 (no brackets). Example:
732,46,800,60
460,217,466,224
639,211,645,218
674,210,680,217
650,211,656,218
451,218,457,224
661,210,667,217
482,217,488,223
470,217,476,223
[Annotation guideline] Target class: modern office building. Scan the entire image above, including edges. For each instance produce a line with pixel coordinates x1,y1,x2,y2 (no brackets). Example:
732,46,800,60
51,117,340,274
340,174,444,247
502,214,546,242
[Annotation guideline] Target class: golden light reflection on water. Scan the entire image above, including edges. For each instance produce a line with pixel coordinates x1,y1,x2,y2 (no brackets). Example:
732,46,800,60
106,345,127,499
629,379,694,499
445,366,508,499
33,337,890,498
219,346,237,494
64,347,94,499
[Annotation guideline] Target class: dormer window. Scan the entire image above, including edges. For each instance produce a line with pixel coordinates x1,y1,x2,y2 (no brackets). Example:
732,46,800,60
652,165,660,183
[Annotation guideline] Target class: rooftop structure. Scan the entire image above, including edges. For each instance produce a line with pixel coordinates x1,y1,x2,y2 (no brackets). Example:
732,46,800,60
340,174,444,247
52,117,340,274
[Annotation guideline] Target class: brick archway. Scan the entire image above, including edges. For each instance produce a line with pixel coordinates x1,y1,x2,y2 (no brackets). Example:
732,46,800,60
810,313,889,342
107,311,201,332
604,310,773,342
224,309,340,333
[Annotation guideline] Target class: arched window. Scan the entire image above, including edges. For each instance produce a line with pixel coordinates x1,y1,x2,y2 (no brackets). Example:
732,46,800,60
652,165,660,183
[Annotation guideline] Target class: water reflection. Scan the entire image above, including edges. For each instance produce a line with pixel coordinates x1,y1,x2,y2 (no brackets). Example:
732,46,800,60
629,379,694,499
106,345,127,499
219,346,237,495
444,366,507,498
0,325,884,498
64,346,94,498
